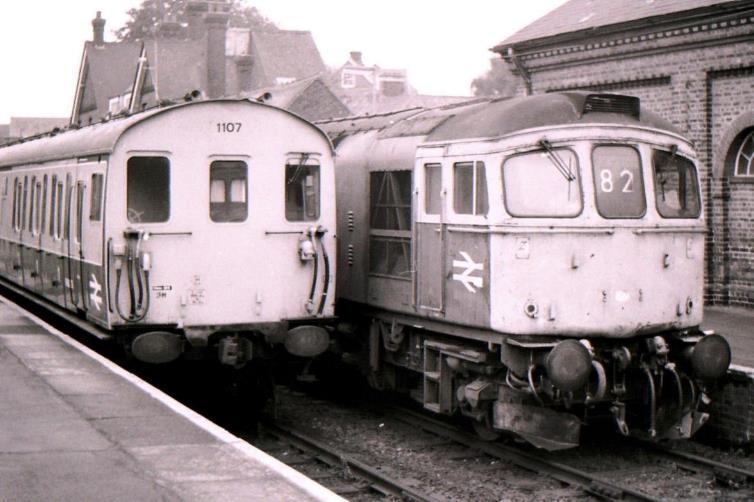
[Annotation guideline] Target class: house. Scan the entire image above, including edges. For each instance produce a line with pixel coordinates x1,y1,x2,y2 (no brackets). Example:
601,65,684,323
71,2,337,125
329,51,469,115
493,0,754,309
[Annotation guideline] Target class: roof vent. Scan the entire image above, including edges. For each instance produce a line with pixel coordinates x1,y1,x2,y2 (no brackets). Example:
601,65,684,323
583,94,640,119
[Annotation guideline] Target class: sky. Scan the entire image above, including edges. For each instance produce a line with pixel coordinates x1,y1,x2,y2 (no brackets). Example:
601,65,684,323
0,1,566,123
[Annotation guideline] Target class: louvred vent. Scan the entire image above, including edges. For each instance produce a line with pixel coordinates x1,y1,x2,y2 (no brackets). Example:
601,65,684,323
583,94,640,119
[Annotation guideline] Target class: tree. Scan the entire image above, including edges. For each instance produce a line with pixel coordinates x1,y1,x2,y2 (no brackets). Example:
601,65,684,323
471,58,518,98
115,0,277,41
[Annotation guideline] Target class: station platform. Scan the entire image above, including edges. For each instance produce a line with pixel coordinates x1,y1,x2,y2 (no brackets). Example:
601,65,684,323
0,299,343,502
702,305,754,369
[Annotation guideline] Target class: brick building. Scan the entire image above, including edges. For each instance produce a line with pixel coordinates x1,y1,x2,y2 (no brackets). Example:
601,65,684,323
494,0,754,308
72,2,345,124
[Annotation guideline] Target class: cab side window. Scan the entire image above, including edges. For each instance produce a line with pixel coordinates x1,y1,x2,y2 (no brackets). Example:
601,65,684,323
453,161,487,216
127,156,170,223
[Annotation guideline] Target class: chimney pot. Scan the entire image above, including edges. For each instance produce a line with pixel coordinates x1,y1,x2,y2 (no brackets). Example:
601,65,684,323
92,11,106,46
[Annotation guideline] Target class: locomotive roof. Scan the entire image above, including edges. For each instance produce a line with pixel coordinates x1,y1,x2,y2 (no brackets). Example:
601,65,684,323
318,92,681,144
0,99,328,168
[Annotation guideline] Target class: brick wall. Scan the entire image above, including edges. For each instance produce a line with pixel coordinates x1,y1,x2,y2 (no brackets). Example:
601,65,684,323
702,366,754,445
502,14,754,308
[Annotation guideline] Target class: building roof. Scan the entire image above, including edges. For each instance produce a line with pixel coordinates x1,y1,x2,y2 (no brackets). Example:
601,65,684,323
249,30,326,88
495,0,748,48
142,38,206,101
245,75,351,121
80,41,142,116
8,117,69,138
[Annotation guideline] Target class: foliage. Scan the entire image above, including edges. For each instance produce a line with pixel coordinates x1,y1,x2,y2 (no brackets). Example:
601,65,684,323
471,58,518,98
115,0,277,41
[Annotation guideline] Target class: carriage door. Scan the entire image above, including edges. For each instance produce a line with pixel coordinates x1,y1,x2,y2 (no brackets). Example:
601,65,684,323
416,160,445,315
69,160,106,320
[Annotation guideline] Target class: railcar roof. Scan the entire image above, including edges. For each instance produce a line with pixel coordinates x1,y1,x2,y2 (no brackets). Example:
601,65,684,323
426,92,680,142
318,92,681,145
0,99,327,168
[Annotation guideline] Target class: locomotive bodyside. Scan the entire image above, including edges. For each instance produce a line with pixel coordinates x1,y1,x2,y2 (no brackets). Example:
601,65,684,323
0,99,335,369
322,93,730,449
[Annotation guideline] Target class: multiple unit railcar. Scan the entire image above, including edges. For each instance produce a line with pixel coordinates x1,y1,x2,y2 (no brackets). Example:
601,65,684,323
319,92,731,450
0,99,336,373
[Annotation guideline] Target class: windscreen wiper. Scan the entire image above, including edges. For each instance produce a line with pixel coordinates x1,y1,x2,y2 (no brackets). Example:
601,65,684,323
539,139,575,181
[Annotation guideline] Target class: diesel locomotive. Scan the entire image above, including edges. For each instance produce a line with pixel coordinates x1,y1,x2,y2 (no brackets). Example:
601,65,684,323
0,99,335,373
319,92,731,450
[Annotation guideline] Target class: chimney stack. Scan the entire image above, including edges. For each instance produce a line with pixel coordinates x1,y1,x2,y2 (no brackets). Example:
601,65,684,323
186,0,209,40
204,7,229,99
92,11,106,46
350,51,363,66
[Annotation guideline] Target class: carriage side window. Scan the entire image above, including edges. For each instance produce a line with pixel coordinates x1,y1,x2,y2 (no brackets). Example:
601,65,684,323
454,161,488,216
12,179,21,232
369,170,412,279
285,162,320,221
32,179,42,235
209,161,247,222
40,175,48,233
653,150,701,218
28,177,37,234
21,176,28,231
502,148,581,217
424,163,442,215
592,145,645,219
127,156,170,223
55,180,64,239
49,175,57,236
90,173,104,221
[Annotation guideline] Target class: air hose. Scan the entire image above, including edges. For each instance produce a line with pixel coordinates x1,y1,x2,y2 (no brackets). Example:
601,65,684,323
316,226,330,315
115,229,150,322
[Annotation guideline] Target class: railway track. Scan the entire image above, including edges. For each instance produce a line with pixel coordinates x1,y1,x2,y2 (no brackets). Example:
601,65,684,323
255,420,442,502
386,405,754,501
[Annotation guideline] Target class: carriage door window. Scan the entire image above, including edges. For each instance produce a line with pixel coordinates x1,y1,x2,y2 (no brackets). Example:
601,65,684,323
592,145,645,218
90,173,104,221
653,150,701,218
285,161,320,221
210,161,247,222
453,161,488,215
424,163,442,215
49,175,57,236
127,156,170,223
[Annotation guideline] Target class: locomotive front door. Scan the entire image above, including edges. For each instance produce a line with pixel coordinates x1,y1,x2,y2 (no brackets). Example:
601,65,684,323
415,160,445,315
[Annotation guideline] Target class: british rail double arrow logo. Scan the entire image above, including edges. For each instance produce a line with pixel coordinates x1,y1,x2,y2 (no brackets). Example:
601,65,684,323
452,251,484,293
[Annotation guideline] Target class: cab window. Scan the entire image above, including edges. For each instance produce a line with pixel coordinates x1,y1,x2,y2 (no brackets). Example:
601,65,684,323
127,156,170,223
592,145,646,218
454,161,488,216
369,170,412,279
285,162,320,221
502,148,581,217
210,161,248,222
653,150,701,218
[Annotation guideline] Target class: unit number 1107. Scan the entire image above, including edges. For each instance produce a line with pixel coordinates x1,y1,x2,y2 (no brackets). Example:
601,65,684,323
216,122,242,133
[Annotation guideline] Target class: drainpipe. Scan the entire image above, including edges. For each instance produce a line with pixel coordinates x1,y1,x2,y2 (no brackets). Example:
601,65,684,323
507,47,532,96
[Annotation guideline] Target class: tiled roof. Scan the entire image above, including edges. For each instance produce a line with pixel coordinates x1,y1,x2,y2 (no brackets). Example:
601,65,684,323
244,75,351,121
249,31,326,88
143,38,206,102
84,41,142,115
496,0,746,48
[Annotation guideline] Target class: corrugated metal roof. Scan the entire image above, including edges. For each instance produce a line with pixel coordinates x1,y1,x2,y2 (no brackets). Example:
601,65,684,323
496,0,746,48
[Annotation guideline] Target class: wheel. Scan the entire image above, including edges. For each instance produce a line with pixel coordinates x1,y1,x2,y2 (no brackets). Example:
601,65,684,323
472,408,501,441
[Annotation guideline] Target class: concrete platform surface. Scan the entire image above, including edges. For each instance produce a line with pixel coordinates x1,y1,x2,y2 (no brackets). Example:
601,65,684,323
702,306,754,369
0,299,344,502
